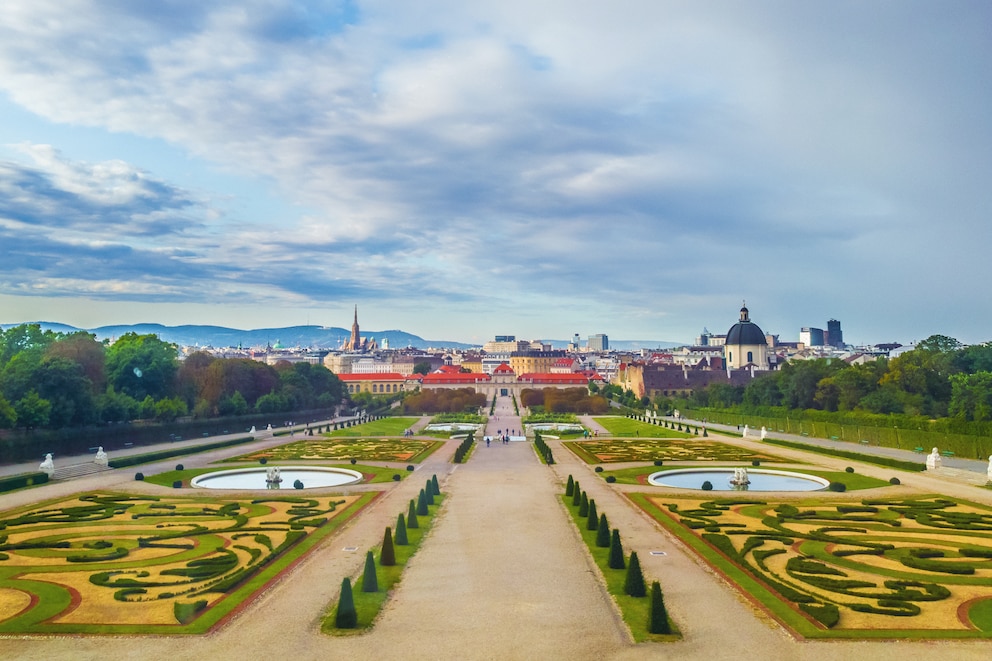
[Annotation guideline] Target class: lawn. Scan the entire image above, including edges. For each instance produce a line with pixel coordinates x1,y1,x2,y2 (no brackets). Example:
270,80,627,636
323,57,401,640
564,438,784,464
328,417,421,437
593,416,698,438
630,492,992,638
0,490,378,634
223,437,443,463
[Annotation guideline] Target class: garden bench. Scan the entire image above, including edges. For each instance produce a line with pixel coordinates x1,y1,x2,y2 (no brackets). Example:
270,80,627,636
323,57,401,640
859,439,870,446
914,447,925,453
829,436,839,440
941,450,955,458
801,432,809,437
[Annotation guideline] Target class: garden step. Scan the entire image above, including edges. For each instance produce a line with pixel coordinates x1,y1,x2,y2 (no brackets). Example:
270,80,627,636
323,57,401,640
53,463,114,480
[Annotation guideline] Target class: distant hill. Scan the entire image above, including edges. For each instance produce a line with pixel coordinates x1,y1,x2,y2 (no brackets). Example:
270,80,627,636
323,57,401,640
1,322,685,352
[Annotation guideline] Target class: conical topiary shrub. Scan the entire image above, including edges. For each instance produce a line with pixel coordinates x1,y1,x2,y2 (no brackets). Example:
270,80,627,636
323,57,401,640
596,514,610,547
407,499,419,529
586,499,598,531
565,475,574,497
648,581,671,634
608,529,625,569
395,513,408,545
362,550,378,592
624,551,646,597
431,474,440,495
425,481,435,505
335,577,357,628
572,482,582,506
381,527,396,566
417,489,429,515
579,492,589,517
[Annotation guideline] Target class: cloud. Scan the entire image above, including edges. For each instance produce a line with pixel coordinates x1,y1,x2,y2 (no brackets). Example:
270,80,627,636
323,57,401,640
0,1,990,342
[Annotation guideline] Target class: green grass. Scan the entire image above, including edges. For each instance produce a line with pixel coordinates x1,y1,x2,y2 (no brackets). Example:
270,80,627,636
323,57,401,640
600,466,891,491
561,494,680,642
763,438,926,473
321,495,445,634
592,416,696,438
329,417,421,437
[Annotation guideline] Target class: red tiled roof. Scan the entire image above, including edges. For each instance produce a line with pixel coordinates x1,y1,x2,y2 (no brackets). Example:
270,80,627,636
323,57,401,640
421,373,492,384
517,373,590,384
492,363,515,374
336,372,407,381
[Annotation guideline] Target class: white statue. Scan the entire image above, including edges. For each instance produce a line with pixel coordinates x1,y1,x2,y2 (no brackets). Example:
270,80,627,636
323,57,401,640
249,425,256,434
926,447,942,471
743,425,749,438
265,467,282,483
266,423,273,431
729,467,750,487
986,455,992,482
94,446,108,466
760,426,768,440
39,453,55,477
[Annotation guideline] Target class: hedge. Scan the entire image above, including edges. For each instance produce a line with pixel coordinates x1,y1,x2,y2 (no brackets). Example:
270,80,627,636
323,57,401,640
763,439,925,472
0,471,50,493
107,436,255,468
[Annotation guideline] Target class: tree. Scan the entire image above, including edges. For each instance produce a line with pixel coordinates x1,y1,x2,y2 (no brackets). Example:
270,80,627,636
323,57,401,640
105,333,179,401
413,361,431,375
949,372,992,421
608,529,625,569
335,578,357,628
381,527,396,566
34,356,96,427
361,550,379,592
14,390,51,429
218,391,249,416
154,397,188,422
648,581,671,634
624,551,647,597
0,394,16,428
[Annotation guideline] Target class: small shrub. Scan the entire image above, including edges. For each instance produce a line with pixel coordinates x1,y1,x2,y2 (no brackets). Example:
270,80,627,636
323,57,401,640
259,457,268,465
701,481,713,491
596,514,610,547
294,479,304,489
565,475,574,496
406,465,415,471
608,529,625,569
751,460,760,467
172,480,182,489
135,472,144,481
175,464,184,471
648,581,671,634
362,551,379,592
351,458,358,465
624,551,647,597
889,477,901,485
407,500,419,529
381,527,396,566
654,460,663,466
845,466,855,473
395,514,408,545
392,474,401,481
828,481,847,492
335,578,357,628
606,475,616,483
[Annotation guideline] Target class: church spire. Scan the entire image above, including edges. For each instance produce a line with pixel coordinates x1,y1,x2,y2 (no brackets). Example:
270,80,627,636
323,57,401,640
740,300,750,323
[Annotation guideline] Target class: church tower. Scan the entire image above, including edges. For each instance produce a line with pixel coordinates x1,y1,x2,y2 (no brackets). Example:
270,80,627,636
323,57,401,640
349,305,360,352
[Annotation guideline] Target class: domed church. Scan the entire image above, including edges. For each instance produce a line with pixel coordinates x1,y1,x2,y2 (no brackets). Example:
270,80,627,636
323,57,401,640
724,302,768,369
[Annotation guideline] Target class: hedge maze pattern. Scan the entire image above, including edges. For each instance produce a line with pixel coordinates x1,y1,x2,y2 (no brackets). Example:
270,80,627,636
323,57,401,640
226,438,440,463
650,495,992,636
0,492,360,633
567,438,782,464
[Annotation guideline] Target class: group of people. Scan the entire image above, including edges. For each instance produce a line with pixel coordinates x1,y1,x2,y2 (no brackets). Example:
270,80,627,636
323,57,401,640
484,430,515,446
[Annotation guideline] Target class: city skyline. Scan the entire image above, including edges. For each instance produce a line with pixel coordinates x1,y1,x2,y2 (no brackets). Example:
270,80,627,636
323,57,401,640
1,2,991,347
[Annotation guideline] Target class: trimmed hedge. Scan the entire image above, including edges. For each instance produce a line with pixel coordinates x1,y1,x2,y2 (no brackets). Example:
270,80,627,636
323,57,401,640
763,438,925,472
108,436,255,469
0,472,50,493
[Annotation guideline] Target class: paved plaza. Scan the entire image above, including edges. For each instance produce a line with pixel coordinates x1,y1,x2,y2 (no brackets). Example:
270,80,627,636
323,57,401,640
1,400,992,659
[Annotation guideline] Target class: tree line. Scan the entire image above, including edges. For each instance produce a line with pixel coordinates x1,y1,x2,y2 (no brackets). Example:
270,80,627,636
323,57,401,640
0,324,347,430
661,334,992,429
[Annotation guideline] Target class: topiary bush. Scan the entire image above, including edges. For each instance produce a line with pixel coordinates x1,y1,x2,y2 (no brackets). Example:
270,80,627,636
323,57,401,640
596,514,610,548
406,465,415,471
175,464,184,471
828,481,847,492
260,457,268,465
654,460,663,466
565,475,574,496
648,581,671,634
624,551,647,597
751,460,760,467
606,475,616,483
135,472,144,481
701,481,713,491
395,513,408,545
579,492,589,517
586,499,598,531
846,466,855,473
608,529,625,569
380,527,396,566
362,550,379,592
392,474,401,481
172,480,182,489
351,458,357,465
294,479,304,489
889,477,901,485
335,578,357,628
407,499,419,529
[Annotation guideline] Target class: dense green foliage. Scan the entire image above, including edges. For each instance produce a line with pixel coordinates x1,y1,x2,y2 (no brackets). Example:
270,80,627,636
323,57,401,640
335,578,357,628
401,387,486,414
520,387,609,414
0,324,346,432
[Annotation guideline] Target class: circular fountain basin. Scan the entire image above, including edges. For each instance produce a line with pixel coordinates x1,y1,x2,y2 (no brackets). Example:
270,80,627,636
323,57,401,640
190,466,363,490
647,468,829,492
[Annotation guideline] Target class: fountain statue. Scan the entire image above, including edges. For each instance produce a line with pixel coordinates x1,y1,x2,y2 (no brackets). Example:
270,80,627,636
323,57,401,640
729,467,750,488
39,453,55,478
94,446,108,466
987,455,992,482
926,447,942,471
743,425,749,438
249,425,256,434
760,426,768,440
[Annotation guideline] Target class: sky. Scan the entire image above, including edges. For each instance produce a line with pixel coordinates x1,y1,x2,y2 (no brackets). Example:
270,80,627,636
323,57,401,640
0,1,990,347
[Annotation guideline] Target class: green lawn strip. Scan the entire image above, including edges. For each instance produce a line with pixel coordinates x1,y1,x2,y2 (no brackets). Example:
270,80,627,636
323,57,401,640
592,416,696,439
599,466,890,491
321,495,445,634
628,492,992,640
328,418,420,437
0,491,380,634
143,464,403,487
968,598,992,631
561,495,680,642
106,436,257,469
763,439,925,473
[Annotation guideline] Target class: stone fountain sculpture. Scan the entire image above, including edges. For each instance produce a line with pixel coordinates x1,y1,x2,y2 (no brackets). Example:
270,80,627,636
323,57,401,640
94,446,108,466
926,447,942,471
729,467,750,488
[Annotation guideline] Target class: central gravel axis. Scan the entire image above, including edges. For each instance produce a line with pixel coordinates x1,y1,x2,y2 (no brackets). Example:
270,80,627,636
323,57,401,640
350,395,626,657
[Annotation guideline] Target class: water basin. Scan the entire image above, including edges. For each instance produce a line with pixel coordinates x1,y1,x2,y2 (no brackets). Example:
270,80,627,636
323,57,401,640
191,466,363,490
647,468,829,492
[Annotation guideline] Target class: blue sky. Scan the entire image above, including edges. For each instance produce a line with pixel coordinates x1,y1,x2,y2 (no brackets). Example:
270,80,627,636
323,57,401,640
1,1,990,346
